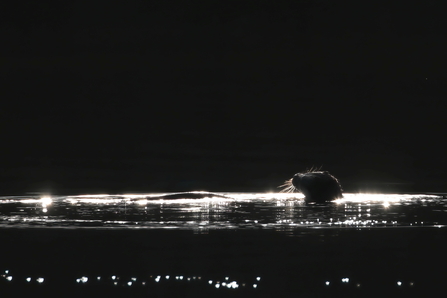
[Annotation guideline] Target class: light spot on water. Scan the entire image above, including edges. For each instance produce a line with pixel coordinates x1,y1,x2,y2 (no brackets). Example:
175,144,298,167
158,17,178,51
397,281,402,286
127,281,132,286
342,277,349,283
41,197,52,205
37,277,44,283
215,283,220,288
40,197,52,212
256,276,261,281
6,276,12,281
165,275,170,280
253,283,258,288
26,277,31,282
325,281,330,286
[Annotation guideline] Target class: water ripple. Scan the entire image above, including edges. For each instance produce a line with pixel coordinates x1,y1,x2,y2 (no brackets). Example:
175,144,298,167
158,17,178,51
0,193,446,232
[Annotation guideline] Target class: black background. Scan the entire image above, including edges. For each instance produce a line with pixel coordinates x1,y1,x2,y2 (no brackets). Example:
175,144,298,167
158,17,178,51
1,0,446,194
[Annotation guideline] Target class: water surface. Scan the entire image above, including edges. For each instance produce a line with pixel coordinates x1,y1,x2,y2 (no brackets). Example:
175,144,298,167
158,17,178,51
1,192,446,231
1,192,446,297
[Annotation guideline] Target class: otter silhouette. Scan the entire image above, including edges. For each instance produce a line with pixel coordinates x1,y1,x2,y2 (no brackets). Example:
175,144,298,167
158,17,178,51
280,171,343,203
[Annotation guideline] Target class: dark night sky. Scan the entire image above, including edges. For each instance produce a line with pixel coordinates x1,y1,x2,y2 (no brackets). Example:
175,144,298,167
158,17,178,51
1,0,446,195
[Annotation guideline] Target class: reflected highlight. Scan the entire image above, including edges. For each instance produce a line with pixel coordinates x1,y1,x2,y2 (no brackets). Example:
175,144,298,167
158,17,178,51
0,193,445,232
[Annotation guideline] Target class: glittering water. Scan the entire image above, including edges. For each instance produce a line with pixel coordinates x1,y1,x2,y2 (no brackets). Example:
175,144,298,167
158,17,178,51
1,192,447,297
0,192,446,232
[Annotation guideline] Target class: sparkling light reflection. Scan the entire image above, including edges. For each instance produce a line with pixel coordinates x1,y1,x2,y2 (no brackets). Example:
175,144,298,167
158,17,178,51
0,269,426,292
0,192,445,231
40,197,52,205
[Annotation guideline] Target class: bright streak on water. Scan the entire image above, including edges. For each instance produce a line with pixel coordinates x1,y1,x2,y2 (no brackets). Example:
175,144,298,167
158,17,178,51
40,197,53,205
0,193,446,232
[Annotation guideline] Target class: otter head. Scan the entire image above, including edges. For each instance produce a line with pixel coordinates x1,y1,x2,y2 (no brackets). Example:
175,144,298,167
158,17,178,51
291,173,304,191
280,171,343,203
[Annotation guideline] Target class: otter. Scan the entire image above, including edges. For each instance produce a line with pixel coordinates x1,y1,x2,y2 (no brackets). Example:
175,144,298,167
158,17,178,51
280,171,343,203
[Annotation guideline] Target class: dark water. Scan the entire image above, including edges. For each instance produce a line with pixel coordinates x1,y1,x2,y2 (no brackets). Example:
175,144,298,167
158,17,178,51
1,192,447,297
